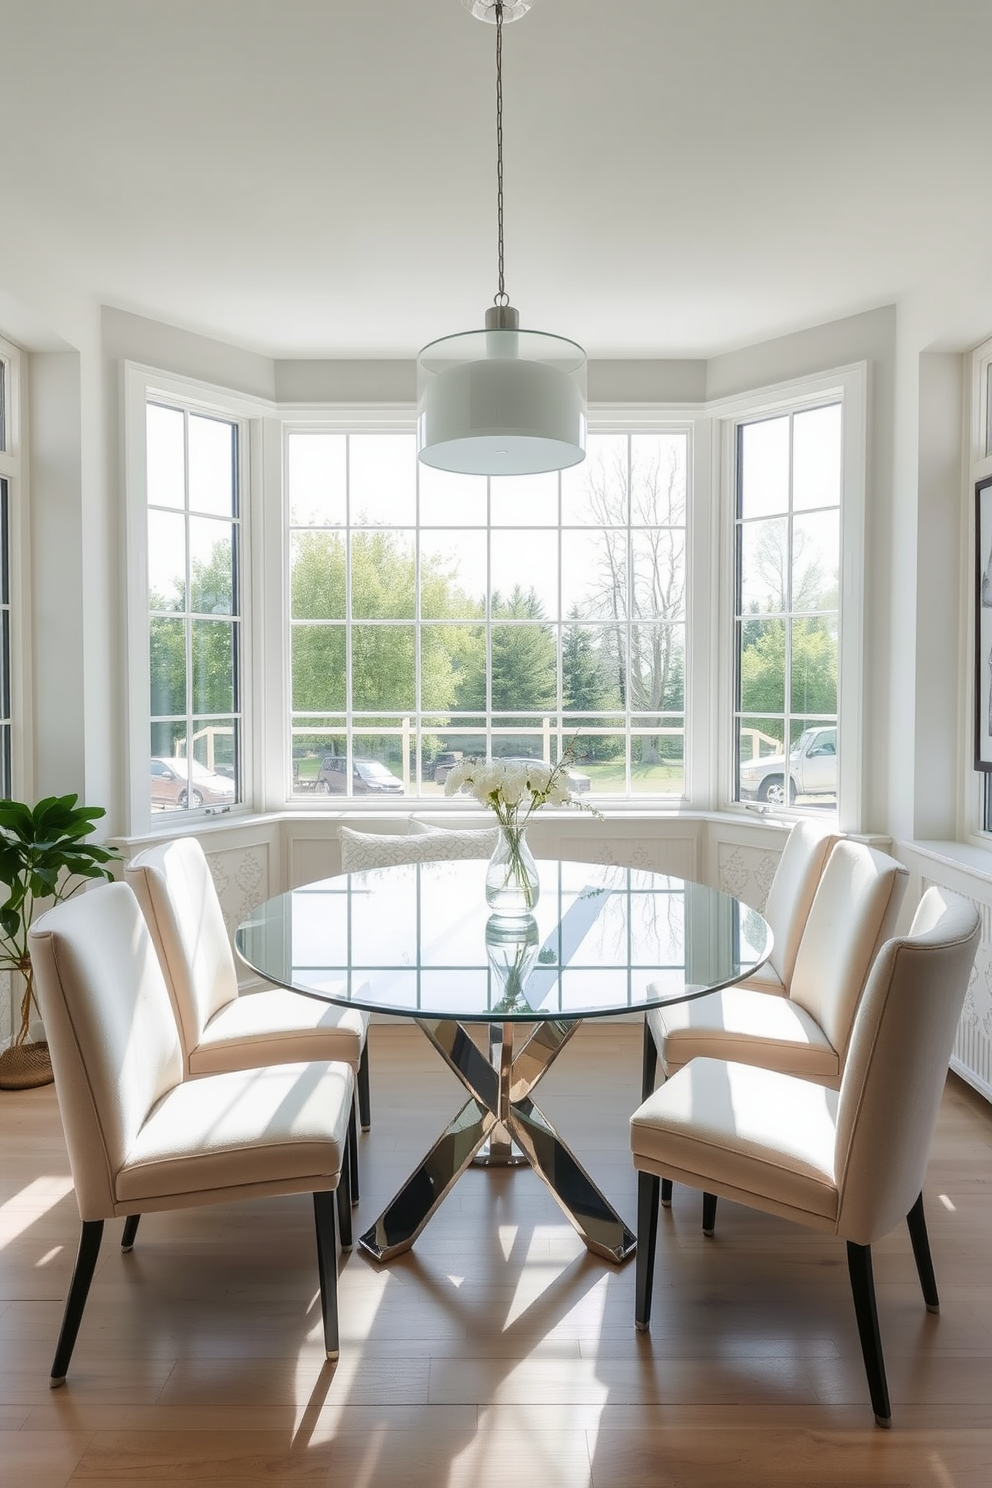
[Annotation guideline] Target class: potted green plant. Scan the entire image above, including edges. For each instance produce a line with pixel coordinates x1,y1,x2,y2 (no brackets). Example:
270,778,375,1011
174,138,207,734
0,794,120,1089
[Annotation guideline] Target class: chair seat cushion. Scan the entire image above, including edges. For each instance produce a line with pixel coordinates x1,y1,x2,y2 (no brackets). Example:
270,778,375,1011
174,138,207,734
118,1061,353,1204
646,987,840,1082
630,1058,840,1222
190,987,369,1076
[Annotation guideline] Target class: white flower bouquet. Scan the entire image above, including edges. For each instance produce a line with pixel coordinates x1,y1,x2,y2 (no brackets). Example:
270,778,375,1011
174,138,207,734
444,747,600,916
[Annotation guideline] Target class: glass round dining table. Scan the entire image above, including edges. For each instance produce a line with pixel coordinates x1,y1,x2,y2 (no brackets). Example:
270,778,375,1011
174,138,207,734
235,858,772,1265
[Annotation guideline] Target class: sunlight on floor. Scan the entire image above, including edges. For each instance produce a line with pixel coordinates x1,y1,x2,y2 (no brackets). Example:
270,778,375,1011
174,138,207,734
0,1175,73,1246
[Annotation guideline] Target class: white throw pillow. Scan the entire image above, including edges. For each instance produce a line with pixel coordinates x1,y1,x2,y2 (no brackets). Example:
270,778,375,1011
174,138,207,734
339,823,499,873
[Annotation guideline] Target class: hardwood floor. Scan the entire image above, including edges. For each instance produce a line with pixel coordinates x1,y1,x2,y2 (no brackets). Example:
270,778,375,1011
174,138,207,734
2,1023,992,1486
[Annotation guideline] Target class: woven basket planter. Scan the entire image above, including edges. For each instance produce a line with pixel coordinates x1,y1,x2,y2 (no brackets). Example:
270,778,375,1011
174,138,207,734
0,1041,54,1089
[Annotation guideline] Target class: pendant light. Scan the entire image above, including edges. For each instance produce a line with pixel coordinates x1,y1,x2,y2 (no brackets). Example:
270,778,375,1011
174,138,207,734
417,0,587,477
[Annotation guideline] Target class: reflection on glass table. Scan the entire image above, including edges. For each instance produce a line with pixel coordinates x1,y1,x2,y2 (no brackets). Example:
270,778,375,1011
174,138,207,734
236,860,772,1265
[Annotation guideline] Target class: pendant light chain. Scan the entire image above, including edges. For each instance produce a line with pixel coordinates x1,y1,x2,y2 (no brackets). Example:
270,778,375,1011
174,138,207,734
494,1,508,307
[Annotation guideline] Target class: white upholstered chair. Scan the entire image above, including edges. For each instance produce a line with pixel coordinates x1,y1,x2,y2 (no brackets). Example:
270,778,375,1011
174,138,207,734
29,882,354,1386
645,840,908,1216
630,885,981,1427
641,818,842,1101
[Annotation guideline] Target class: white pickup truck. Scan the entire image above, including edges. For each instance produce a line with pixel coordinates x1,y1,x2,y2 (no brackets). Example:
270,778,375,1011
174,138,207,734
738,725,837,806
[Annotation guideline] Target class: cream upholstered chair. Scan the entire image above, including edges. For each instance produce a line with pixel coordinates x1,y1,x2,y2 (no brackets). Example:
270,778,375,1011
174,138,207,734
28,882,354,1386
641,818,841,1101
646,840,908,1216
630,886,981,1428
125,833,371,1108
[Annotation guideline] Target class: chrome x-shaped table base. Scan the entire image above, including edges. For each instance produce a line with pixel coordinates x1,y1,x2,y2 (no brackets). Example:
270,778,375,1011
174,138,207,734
358,1016,637,1265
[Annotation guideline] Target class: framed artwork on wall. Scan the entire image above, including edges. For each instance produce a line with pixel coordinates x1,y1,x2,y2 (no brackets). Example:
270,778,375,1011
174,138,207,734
975,476,992,769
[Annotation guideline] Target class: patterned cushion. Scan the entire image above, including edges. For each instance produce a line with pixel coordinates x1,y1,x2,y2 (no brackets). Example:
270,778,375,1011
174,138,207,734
339,823,499,873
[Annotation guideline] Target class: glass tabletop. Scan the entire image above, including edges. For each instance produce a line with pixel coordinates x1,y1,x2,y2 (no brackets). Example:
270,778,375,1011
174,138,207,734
235,859,772,1022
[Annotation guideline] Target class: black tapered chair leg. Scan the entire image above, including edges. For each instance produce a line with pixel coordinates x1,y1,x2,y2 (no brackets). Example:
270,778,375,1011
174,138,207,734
357,1040,372,1133
846,1240,892,1428
660,1177,673,1207
702,1192,718,1236
120,1215,141,1252
336,1135,353,1252
50,1219,104,1387
641,1021,658,1102
906,1191,940,1313
635,1171,661,1331
347,1101,360,1207
313,1191,340,1360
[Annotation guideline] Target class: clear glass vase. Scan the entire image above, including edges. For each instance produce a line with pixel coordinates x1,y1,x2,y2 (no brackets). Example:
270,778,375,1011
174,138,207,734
485,823,540,918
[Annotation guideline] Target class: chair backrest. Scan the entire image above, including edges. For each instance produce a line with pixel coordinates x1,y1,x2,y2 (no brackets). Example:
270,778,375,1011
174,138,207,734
761,820,842,984
339,823,499,873
28,882,184,1220
789,840,909,1062
124,837,238,1060
834,886,981,1244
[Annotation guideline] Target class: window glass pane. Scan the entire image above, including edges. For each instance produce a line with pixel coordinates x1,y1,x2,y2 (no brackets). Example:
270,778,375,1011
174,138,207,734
792,510,839,612
188,414,235,517
986,368,992,459
420,623,476,714
632,530,686,621
192,618,235,714
291,625,346,712
562,434,627,525
631,433,686,527
350,433,416,525
352,624,416,711
561,530,627,620
420,532,486,619
630,625,685,714
189,518,234,614
419,465,487,526
793,404,841,510
490,472,557,526
740,517,789,613
563,625,624,711
631,726,684,796
739,617,786,715
351,734,410,795
790,617,838,716
147,510,186,611
350,530,416,620
150,616,186,717
288,432,346,526
147,403,185,510
488,621,557,714
490,530,558,619
0,360,6,453
740,416,789,519
292,531,346,620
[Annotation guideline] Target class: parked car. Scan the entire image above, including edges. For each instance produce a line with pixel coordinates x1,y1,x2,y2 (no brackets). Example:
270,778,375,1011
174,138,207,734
315,756,404,795
433,750,464,785
150,756,236,811
499,756,592,794
738,725,837,806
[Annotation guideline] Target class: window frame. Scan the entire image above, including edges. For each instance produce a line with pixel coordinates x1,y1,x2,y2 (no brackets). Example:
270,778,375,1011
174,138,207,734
278,407,695,807
713,363,867,831
123,363,265,834
968,336,992,836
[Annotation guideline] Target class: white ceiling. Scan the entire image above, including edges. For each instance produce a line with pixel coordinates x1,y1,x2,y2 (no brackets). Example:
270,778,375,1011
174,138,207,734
3,0,991,361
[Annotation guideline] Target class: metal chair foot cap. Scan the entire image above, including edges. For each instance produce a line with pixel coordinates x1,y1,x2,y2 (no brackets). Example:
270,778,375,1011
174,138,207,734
326,1349,340,1361
702,1227,715,1238
874,1413,892,1429
351,1196,360,1207
361,1124,371,1134
660,1198,672,1209
634,1319,649,1332
926,1303,940,1314
121,1243,134,1253
49,1375,66,1389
